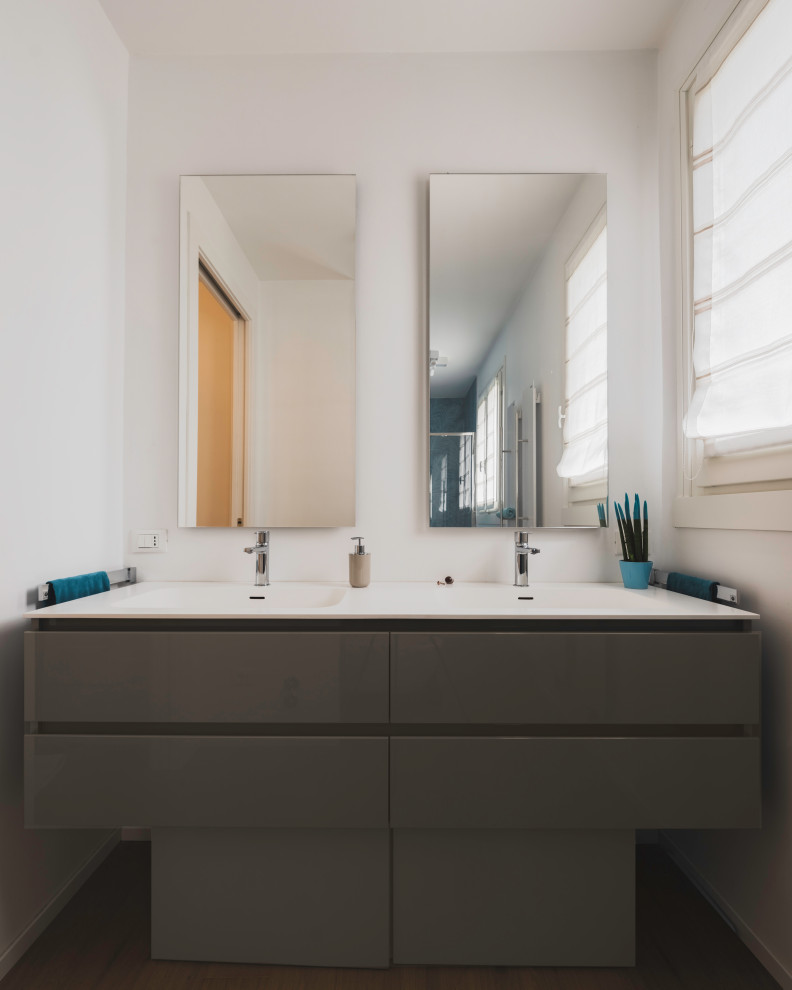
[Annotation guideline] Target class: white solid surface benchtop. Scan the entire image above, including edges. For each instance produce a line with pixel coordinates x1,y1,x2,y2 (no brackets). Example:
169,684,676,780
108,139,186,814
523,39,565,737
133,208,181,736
26,581,759,621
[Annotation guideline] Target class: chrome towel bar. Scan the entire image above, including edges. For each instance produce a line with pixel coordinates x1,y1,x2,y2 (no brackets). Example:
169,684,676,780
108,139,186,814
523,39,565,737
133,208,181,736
651,568,739,606
37,566,137,605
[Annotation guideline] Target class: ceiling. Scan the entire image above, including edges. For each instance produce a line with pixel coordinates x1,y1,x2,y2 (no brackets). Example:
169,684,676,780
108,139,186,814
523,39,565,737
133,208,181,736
430,173,592,398
99,0,684,55
200,175,355,281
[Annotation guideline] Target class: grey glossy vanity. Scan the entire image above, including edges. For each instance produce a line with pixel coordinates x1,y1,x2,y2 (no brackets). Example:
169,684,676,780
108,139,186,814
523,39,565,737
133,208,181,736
24,583,761,968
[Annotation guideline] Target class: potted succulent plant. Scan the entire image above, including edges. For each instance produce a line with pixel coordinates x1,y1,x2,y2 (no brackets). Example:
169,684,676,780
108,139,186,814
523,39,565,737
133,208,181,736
614,494,653,589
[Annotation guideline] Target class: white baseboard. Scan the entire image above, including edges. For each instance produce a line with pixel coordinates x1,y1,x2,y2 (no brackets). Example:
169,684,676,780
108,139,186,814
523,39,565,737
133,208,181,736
0,831,120,983
662,834,792,990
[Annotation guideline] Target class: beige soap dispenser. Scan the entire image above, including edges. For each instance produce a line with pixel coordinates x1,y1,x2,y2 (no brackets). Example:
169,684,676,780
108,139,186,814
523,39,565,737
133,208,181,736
349,536,371,588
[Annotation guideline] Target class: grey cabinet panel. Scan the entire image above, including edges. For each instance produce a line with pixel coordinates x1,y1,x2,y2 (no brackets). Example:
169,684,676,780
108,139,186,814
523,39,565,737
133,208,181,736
391,736,760,829
25,735,387,828
393,828,635,966
152,828,390,967
391,632,760,724
25,631,388,723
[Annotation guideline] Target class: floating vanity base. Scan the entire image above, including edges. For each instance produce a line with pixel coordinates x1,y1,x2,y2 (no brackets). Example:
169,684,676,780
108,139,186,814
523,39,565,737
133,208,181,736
151,827,634,969
393,828,635,967
151,827,391,968
23,601,761,970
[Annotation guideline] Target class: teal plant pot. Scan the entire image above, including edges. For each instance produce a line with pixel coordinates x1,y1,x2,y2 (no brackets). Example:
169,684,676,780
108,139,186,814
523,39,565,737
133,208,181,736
619,560,653,589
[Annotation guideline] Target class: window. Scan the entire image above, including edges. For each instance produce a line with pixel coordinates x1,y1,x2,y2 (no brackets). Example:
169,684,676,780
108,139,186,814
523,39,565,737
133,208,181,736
556,207,608,505
680,0,792,515
459,433,474,512
476,371,502,512
438,453,448,517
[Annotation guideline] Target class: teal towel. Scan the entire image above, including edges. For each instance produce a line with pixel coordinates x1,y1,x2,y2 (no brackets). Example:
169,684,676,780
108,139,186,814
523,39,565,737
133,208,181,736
47,571,110,605
667,571,718,602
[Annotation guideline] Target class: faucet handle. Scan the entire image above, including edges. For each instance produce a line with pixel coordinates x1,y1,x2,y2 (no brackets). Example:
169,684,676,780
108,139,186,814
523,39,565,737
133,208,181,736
515,531,540,554
254,530,269,546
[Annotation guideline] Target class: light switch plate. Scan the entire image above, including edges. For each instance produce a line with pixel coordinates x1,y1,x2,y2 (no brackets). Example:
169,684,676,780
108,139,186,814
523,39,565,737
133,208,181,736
132,529,168,553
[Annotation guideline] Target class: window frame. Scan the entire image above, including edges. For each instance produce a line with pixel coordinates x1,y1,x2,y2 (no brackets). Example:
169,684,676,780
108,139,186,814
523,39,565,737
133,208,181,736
675,0,792,531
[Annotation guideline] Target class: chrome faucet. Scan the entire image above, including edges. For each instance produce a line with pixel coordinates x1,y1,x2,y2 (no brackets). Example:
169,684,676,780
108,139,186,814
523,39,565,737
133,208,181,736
244,531,270,586
514,531,540,587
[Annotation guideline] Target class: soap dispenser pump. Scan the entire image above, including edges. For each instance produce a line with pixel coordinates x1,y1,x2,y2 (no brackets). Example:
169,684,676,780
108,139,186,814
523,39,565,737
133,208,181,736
349,537,371,588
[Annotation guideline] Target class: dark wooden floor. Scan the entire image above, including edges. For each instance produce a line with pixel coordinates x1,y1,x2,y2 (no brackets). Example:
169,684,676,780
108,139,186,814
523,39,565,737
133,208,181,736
1,842,779,990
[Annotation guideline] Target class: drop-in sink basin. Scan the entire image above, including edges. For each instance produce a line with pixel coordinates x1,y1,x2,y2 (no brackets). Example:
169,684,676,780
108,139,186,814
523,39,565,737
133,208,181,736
117,582,347,612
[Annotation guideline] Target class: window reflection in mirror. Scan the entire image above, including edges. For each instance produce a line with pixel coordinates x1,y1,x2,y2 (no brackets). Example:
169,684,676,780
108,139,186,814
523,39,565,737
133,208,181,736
178,175,356,528
428,173,607,528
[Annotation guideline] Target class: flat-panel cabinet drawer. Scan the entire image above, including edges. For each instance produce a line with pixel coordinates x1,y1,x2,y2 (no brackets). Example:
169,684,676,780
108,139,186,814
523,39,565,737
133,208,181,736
390,737,760,829
25,735,387,828
153,828,391,968
392,828,635,966
25,631,388,724
391,632,760,725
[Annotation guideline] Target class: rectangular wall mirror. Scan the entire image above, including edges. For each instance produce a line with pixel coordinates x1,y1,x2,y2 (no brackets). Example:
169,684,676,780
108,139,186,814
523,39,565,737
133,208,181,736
428,173,608,528
178,174,356,528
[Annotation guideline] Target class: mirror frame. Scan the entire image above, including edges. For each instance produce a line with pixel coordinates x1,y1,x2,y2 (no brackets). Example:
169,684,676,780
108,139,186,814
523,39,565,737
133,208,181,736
426,172,608,531
177,173,357,529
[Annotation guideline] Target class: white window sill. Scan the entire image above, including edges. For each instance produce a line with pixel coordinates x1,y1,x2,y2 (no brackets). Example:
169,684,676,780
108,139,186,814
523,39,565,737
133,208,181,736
673,490,792,532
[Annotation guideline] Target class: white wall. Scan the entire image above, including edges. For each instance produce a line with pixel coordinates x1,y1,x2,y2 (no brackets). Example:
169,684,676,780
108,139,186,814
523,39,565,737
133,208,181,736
124,51,661,583
0,0,128,973
256,279,356,526
657,3,792,987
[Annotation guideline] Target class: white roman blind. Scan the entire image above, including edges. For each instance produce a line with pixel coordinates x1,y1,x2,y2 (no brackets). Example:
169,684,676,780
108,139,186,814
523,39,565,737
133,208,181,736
684,0,792,457
476,373,501,510
556,208,608,485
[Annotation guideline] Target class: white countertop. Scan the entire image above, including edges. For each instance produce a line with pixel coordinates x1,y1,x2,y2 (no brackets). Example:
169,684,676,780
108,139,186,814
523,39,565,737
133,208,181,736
26,581,759,621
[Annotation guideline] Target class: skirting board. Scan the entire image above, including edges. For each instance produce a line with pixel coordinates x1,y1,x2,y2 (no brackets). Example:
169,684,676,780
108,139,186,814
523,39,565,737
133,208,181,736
0,831,119,982
661,834,792,990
